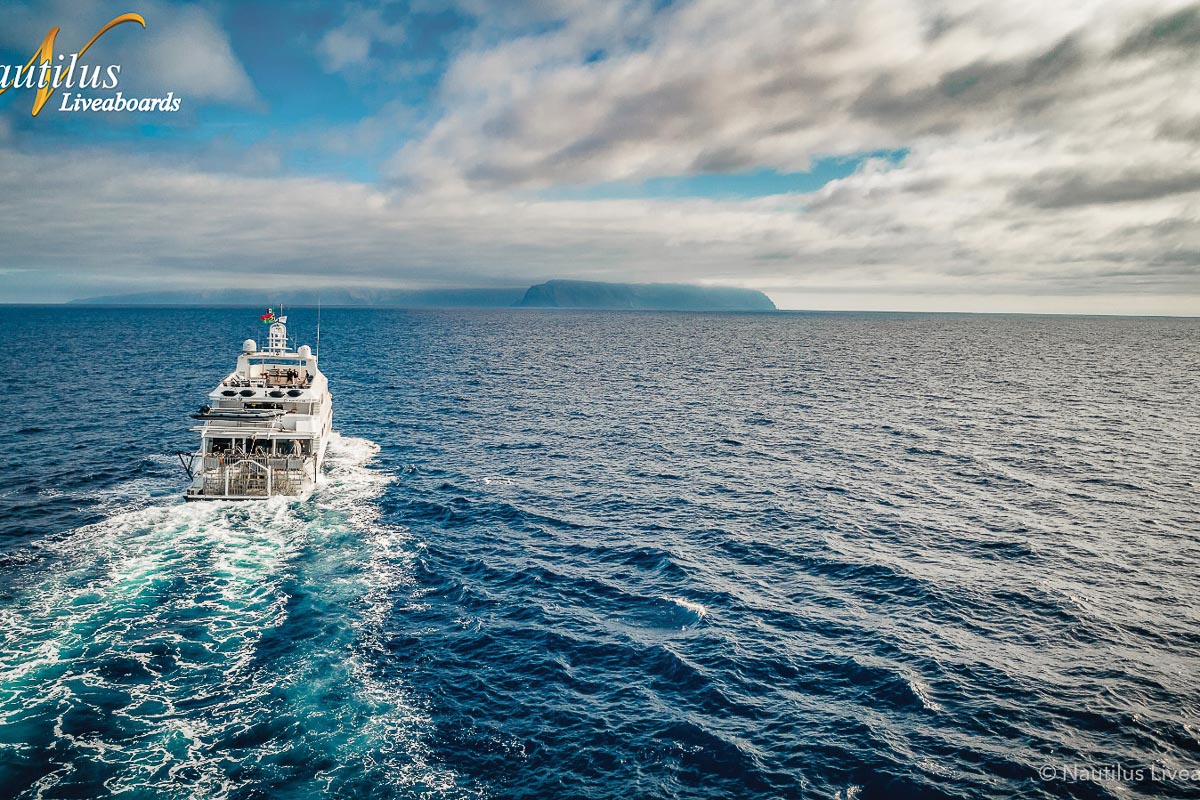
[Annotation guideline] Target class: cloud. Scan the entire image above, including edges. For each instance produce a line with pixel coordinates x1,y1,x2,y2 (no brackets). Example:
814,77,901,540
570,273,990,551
369,0,1200,312
443,0,591,23
125,3,258,105
1116,4,1200,55
385,0,1200,193
317,5,407,74
0,128,1196,312
0,0,1198,313
1012,168,1200,209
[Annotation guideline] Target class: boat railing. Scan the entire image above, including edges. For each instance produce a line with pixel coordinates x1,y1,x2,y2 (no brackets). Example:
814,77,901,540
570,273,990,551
223,374,314,389
189,453,313,497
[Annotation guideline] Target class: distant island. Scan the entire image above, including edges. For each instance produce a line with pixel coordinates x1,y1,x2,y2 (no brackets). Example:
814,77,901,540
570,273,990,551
68,287,527,308
518,280,775,311
70,280,776,311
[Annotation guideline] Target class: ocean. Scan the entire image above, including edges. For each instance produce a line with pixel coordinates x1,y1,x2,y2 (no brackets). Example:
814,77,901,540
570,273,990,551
0,306,1197,800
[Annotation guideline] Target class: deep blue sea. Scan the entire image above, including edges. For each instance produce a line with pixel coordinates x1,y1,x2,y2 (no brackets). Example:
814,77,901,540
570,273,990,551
1,306,1198,800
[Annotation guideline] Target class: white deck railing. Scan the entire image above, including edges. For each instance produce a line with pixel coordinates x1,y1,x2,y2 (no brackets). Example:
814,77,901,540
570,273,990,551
192,454,312,497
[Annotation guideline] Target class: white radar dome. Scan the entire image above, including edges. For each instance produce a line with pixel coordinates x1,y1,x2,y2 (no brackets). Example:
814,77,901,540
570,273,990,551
298,345,312,357
242,339,257,353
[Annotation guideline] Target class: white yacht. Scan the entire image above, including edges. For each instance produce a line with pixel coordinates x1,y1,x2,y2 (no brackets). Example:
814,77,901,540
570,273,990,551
183,310,333,500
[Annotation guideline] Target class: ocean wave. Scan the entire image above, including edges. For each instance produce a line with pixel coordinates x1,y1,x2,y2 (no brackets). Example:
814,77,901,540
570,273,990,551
4,308,1198,800
0,433,478,800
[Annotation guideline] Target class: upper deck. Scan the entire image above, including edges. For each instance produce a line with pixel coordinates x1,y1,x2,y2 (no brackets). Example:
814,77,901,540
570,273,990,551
196,316,330,438
207,318,327,407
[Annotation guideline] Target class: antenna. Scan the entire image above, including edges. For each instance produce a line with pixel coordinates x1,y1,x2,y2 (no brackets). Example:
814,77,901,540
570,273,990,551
316,296,321,360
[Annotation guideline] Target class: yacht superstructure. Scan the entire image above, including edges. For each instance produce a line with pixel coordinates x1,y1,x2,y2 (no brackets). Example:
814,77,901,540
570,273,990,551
183,311,333,500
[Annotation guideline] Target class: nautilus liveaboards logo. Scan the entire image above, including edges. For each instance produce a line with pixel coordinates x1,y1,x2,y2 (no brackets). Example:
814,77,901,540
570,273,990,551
0,13,181,116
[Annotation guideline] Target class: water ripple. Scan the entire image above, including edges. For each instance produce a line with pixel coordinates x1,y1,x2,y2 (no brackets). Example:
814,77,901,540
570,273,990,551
1,307,1198,800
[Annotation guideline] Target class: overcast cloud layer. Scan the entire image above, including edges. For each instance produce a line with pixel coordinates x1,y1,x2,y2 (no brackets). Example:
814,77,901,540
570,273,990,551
0,0,1197,313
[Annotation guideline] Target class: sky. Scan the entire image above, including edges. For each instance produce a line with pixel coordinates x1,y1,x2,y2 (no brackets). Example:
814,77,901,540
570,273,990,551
0,0,1197,313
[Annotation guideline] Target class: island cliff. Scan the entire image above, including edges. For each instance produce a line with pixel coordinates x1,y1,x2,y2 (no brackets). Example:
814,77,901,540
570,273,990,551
517,280,775,311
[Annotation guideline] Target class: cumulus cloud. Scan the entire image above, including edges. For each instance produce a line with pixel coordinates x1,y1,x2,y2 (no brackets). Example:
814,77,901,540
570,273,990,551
0,0,1197,313
375,0,1200,311
317,5,407,74
1012,168,1200,209
0,131,1195,312
124,2,258,105
392,0,1200,191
